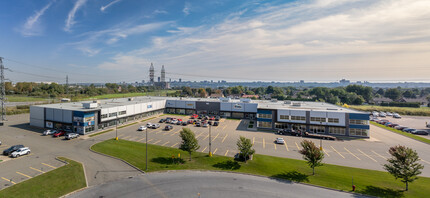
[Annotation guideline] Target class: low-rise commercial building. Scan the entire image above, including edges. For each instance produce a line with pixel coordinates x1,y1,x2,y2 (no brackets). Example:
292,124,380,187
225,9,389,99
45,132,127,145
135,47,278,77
29,96,369,137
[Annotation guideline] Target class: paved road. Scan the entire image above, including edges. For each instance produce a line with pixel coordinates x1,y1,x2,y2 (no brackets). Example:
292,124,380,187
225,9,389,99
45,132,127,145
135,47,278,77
68,171,364,198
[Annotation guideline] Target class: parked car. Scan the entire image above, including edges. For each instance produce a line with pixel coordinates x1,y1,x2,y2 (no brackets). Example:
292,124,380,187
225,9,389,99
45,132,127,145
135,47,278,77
176,121,182,125
412,130,429,135
386,112,393,116
171,120,178,124
196,122,201,127
202,123,208,127
146,123,153,127
393,114,402,119
159,119,165,123
215,116,220,121
404,128,416,133
277,129,300,136
3,145,25,156
43,129,56,136
208,121,213,125
53,131,66,137
388,123,398,128
187,120,194,124
138,126,147,131
397,126,408,131
182,122,188,126
0,139,2,146
379,112,387,117
275,137,285,144
65,133,80,140
191,114,198,119
213,121,219,126
209,116,215,120
165,125,173,131
10,147,31,158
151,124,161,129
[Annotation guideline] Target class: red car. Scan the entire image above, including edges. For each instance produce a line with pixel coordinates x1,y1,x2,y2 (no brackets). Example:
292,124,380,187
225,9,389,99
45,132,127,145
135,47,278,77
209,116,215,120
191,114,198,119
53,131,66,137
178,119,183,122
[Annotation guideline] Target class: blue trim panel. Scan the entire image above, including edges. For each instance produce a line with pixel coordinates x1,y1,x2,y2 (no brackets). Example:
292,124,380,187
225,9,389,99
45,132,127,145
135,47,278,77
349,113,369,120
349,124,370,129
257,118,272,122
257,109,272,114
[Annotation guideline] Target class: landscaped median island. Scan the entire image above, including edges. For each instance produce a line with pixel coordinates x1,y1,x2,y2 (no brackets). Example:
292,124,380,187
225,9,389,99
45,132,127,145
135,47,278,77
371,121,430,145
92,139,430,198
0,157,86,198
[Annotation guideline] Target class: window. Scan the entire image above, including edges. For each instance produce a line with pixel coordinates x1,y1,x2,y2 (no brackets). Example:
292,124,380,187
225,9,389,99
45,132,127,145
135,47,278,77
350,128,368,136
119,110,127,115
279,115,289,120
291,116,306,121
258,121,272,128
328,118,339,123
109,112,117,117
258,114,272,119
310,117,326,122
309,125,325,134
101,114,108,119
275,122,289,129
329,127,345,135
350,119,368,125
291,124,306,131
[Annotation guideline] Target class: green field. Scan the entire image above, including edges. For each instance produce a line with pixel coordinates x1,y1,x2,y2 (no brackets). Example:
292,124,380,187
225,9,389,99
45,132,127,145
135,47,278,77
0,157,86,198
6,95,49,102
81,90,178,100
370,121,430,144
349,105,430,116
92,139,430,198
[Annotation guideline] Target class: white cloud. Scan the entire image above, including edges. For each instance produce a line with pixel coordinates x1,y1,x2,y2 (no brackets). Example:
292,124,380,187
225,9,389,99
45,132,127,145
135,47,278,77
98,54,150,71
153,9,168,15
20,0,55,36
98,0,430,81
183,2,191,16
64,0,87,32
100,0,122,12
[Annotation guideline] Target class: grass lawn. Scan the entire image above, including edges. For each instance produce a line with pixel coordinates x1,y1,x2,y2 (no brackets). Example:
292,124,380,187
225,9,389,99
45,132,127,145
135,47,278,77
349,105,430,116
371,121,430,145
92,139,430,198
0,157,86,198
6,95,49,102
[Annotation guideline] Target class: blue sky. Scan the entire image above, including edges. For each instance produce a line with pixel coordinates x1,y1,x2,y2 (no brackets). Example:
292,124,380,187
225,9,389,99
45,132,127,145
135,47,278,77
1,0,430,83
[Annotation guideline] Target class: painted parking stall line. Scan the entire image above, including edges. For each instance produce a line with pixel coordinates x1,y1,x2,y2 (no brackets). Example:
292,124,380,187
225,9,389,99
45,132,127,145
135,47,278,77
16,171,32,179
372,150,387,160
153,140,162,144
1,177,16,184
295,142,300,150
213,148,218,154
357,149,377,162
171,143,178,148
344,148,361,160
30,167,45,173
330,146,345,159
161,141,169,146
212,133,220,141
284,142,289,151
222,134,228,143
202,146,207,153
224,150,229,156
42,163,57,169
323,149,330,157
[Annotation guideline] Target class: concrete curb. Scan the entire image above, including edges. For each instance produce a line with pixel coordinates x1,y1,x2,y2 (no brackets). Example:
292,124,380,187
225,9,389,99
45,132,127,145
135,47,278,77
58,157,89,198
88,143,146,175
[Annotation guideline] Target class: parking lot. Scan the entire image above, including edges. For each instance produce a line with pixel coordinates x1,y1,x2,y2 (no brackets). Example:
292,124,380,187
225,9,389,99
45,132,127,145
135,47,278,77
381,115,430,139
1,113,430,191
115,114,430,175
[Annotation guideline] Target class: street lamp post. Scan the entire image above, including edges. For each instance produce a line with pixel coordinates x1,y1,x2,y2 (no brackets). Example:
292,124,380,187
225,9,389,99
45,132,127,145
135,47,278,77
146,128,148,171
115,115,118,140
209,124,212,157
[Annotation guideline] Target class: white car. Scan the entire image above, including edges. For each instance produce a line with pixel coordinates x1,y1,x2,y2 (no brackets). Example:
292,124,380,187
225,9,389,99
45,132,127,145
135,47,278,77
146,123,153,127
43,130,56,136
275,138,285,144
171,120,178,124
10,147,31,158
138,126,147,131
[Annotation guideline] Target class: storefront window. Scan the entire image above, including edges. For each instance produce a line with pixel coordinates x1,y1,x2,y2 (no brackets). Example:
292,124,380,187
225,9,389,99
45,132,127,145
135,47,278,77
258,121,272,128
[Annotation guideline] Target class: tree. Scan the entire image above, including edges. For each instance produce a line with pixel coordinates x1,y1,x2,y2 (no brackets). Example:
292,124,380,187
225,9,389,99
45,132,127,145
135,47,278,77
299,140,324,175
236,136,255,163
385,88,402,101
402,90,416,98
179,128,200,161
197,88,207,98
383,145,424,191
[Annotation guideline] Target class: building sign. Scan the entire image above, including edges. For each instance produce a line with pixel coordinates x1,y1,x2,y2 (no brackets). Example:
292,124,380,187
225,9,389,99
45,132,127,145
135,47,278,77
233,104,243,109
187,103,194,106
73,116,83,122
46,121,53,128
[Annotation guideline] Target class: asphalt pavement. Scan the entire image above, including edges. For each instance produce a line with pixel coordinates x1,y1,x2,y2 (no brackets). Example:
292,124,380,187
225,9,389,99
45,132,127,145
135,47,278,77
67,171,366,198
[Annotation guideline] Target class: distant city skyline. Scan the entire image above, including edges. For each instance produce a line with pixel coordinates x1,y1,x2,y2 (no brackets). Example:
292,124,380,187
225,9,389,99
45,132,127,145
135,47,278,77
1,0,430,83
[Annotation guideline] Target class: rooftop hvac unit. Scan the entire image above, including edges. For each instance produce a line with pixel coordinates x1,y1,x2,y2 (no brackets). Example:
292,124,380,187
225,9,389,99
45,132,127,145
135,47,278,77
292,102,301,107
271,99,278,102
327,108,338,111
240,98,251,103
284,100,292,105
83,102,98,109
128,97,134,101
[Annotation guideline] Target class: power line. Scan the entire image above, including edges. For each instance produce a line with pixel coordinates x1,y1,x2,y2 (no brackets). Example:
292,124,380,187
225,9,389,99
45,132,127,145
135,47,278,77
0,57,9,123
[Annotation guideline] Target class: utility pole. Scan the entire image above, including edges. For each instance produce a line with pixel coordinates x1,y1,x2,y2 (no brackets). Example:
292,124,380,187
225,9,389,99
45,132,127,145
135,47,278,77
66,75,69,95
209,124,212,157
0,57,8,125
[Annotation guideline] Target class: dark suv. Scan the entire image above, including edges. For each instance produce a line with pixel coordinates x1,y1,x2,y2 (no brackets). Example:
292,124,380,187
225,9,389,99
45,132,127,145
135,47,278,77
3,145,25,156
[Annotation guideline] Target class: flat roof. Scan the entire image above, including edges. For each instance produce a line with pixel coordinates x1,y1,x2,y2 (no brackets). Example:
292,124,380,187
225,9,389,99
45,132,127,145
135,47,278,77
35,96,363,113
